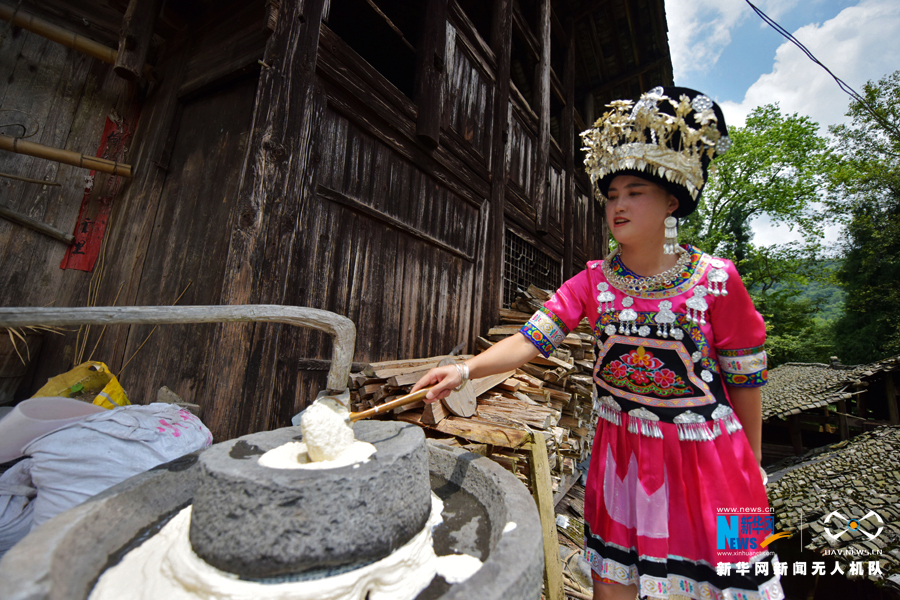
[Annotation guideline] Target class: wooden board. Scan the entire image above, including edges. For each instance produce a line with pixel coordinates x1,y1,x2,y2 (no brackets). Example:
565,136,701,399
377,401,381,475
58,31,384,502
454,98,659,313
421,397,449,424
432,416,529,448
438,357,476,417
527,432,564,600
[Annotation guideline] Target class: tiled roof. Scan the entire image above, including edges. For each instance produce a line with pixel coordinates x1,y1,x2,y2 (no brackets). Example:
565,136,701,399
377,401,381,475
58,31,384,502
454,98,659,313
761,356,900,421
767,425,900,583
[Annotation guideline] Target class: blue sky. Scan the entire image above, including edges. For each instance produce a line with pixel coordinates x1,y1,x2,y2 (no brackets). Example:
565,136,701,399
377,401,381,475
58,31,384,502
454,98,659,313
663,0,900,246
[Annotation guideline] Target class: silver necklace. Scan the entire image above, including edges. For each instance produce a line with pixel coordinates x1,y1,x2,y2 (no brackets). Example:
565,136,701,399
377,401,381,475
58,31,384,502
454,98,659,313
602,245,690,294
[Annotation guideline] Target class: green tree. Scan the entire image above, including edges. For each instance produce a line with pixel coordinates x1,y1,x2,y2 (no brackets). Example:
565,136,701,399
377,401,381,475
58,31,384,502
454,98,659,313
682,103,835,269
679,104,842,367
828,71,900,363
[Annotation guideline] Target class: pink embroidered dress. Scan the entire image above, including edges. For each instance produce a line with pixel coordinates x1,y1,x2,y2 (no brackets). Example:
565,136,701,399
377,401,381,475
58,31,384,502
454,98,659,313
520,245,783,600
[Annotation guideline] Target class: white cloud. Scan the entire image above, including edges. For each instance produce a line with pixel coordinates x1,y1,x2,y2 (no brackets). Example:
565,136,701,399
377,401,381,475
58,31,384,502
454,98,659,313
720,0,900,129
665,0,795,83
751,215,843,250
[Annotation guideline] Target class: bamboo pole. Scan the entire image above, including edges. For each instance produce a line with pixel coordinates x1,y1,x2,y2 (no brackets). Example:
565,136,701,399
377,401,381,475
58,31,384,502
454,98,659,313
0,202,73,244
0,3,116,64
0,135,132,177
0,2,153,79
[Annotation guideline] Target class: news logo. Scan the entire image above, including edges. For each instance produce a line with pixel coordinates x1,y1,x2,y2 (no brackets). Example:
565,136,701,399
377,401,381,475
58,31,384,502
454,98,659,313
823,510,884,542
716,510,775,557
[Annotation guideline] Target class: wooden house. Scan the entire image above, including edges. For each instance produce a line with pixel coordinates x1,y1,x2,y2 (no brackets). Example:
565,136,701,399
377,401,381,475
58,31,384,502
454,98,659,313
0,0,672,440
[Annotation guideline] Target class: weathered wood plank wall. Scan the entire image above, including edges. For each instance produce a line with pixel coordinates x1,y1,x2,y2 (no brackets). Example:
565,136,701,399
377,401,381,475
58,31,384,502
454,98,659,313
1,0,607,442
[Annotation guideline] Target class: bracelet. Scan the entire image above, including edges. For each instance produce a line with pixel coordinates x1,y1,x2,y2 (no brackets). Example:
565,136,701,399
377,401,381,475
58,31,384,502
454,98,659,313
453,362,469,391
759,465,768,486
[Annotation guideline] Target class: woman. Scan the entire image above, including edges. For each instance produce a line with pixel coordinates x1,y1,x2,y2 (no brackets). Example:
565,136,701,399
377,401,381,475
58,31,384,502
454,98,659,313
412,87,782,600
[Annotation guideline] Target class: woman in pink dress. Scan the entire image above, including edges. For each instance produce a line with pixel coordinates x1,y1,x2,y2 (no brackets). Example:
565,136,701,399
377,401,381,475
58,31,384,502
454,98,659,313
413,86,782,600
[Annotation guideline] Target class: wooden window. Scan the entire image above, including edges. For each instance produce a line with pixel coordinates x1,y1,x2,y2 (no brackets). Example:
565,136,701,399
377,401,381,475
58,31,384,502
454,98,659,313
325,0,424,99
453,0,492,46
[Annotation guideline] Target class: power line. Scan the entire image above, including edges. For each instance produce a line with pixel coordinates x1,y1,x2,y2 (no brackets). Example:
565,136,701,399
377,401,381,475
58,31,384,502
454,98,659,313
745,0,900,142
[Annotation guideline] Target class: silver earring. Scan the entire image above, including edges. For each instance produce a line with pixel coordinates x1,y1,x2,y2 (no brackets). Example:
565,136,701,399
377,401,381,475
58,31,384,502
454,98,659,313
664,216,678,254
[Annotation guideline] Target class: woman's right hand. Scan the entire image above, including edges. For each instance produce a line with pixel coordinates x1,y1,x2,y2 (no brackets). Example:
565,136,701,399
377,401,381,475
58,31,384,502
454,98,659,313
410,365,463,403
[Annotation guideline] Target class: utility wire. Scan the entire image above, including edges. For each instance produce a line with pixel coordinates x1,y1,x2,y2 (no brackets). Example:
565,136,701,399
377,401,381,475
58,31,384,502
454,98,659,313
745,0,900,143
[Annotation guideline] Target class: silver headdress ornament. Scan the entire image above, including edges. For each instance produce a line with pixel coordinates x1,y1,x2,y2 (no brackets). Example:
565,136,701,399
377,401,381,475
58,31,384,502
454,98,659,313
580,86,730,218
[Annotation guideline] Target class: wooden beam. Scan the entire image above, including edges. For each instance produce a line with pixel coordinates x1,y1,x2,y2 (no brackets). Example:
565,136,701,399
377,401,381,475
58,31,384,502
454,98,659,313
511,2,540,63
414,0,448,149
480,0,513,334
888,372,899,425
573,0,610,21
206,0,331,440
534,0,551,234
527,432,564,600
114,0,163,81
836,399,850,440
582,56,670,98
562,17,575,279
788,414,803,455
620,0,644,91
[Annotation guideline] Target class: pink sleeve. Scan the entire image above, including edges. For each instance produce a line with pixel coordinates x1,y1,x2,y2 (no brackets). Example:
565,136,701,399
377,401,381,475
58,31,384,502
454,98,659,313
708,259,768,387
519,269,591,357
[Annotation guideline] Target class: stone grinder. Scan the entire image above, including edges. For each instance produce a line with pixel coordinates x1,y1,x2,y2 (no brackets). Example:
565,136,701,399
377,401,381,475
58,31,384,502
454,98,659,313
189,420,432,578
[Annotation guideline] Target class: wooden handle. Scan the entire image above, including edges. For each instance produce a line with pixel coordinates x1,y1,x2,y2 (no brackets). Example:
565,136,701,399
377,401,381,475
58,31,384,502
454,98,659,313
349,388,431,422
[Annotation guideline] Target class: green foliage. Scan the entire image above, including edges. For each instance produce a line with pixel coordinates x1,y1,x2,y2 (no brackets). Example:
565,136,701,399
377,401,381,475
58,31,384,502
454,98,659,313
679,104,843,364
828,71,900,364
682,104,835,263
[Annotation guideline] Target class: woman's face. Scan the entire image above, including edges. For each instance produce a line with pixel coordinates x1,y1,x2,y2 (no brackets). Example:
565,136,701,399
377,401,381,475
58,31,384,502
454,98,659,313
605,175,679,247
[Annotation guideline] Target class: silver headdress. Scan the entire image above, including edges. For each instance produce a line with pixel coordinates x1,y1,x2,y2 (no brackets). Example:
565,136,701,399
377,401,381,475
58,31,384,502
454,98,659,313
580,86,730,218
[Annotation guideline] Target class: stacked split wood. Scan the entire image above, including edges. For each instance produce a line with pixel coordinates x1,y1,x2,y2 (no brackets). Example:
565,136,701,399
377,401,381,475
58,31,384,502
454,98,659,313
346,285,599,498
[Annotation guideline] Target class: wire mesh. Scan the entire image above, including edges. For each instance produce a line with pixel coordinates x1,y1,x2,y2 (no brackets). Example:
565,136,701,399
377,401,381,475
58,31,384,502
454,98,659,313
502,229,562,308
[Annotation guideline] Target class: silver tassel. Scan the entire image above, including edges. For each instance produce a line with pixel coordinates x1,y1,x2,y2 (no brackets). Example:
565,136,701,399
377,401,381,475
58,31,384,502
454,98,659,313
627,408,663,439
597,396,622,426
710,405,743,436
707,259,730,297
655,300,676,338
663,216,678,254
723,413,743,434
685,286,709,325
676,422,715,442
618,303,638,335
674,410,714,442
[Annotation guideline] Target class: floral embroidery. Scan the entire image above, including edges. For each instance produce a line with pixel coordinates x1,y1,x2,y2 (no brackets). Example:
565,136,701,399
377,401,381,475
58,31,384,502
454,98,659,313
653,369,677,389
601,346,691,398
595,312,718,374
724,370,768,387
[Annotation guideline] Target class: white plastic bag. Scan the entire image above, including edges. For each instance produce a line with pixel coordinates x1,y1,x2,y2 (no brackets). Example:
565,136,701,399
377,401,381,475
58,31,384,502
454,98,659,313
24,403,212,528
0,459,36,558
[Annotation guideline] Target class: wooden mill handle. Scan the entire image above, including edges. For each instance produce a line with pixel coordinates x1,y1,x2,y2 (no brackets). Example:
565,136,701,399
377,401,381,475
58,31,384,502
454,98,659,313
349,388,431,422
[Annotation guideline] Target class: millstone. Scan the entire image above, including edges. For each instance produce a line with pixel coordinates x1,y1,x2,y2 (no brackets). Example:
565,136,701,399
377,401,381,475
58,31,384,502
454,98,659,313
188,420,431,578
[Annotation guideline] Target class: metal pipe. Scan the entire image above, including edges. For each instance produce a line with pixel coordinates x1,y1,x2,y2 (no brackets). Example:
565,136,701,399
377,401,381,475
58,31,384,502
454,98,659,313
0,305,357,392
0,135,132,178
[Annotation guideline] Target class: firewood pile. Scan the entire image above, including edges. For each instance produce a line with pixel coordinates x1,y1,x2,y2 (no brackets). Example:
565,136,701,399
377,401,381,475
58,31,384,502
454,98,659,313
346,285,598,497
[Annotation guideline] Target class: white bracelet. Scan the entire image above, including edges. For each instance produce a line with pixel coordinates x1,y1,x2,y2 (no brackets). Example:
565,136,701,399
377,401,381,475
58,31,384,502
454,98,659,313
453,362,469,391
